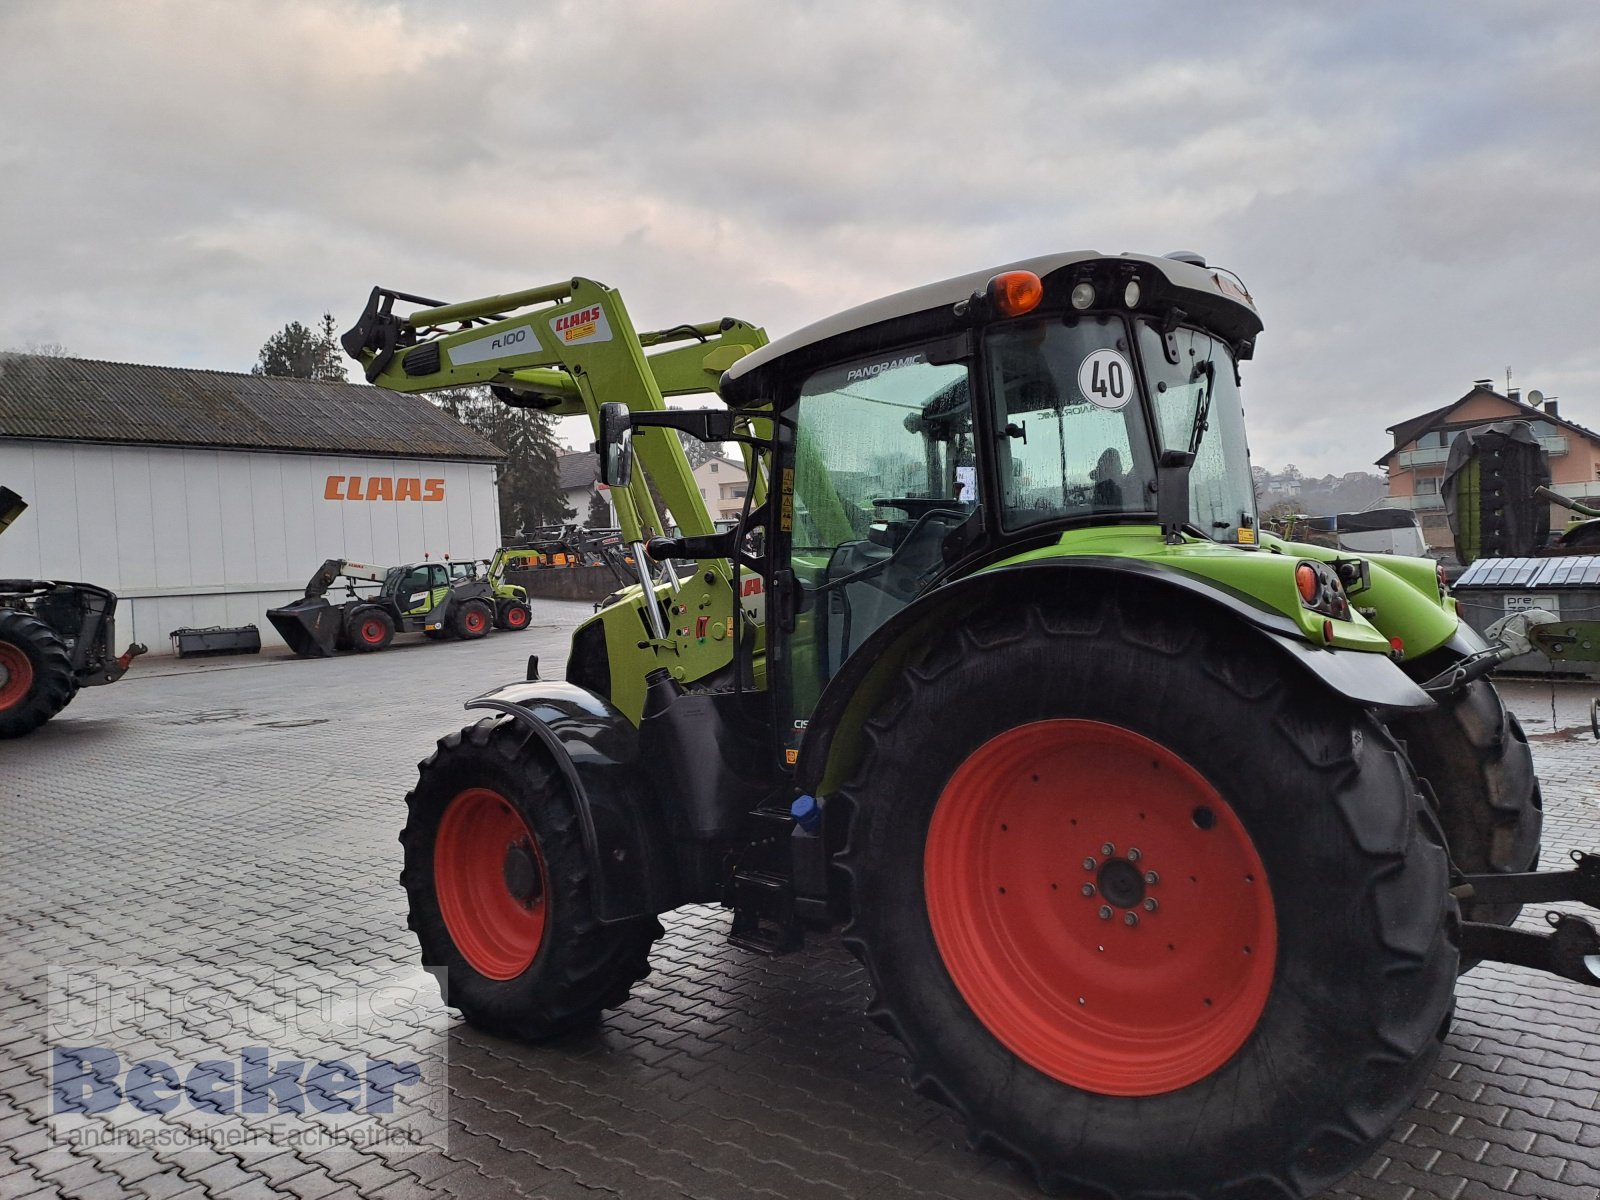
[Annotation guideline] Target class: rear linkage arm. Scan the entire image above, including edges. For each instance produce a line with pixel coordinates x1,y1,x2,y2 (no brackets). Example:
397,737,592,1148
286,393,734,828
1456,851,1600,986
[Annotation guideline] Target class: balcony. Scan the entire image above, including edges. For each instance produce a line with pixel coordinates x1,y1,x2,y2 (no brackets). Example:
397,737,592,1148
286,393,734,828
1385,493,1444,512
1397,447,1449,469
1539,435,1569,457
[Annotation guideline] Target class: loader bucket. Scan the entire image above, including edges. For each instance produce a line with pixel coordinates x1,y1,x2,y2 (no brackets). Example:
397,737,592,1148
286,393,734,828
267,597,342,658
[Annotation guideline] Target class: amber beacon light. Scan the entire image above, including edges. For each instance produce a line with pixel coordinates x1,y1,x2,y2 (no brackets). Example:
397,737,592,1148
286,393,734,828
987,270,1044,317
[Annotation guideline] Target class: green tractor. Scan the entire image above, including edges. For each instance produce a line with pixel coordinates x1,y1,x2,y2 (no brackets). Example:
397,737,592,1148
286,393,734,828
344,258,1594,1198
267,557,500,656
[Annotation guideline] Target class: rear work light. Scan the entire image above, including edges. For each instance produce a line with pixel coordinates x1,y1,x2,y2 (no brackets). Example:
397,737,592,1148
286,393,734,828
988,271,1044,317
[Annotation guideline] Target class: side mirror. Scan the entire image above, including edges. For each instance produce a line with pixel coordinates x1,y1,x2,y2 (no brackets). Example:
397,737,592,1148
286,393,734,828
598,402,634,488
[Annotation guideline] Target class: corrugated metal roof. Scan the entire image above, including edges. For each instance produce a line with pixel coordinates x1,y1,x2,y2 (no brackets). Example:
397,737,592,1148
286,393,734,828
0,353,505,461
1455,556,1600,589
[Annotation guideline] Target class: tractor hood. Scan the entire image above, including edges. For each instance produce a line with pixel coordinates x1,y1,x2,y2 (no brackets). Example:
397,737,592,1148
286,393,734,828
719,251,1263,407
0,487,26,538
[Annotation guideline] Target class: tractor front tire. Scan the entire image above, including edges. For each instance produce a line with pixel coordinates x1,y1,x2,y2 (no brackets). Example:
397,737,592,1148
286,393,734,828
837,592,1457,1199
452,599,492,641
400,717,661,1040
348,606,396,653
1389,673,1540,928
0,610,78,739
496,600,532,632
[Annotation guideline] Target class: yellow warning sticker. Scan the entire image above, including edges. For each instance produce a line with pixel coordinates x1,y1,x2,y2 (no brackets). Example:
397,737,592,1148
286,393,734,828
785,748,799,765
1237,527,1256,544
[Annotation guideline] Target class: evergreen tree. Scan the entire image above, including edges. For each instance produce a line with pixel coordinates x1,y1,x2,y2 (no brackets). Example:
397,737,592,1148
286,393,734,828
586,486,613,529
253,313,347,381
429,388,572,537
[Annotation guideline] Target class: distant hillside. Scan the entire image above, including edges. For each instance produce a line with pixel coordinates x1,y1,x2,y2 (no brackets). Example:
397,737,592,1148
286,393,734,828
1253,466,1388,516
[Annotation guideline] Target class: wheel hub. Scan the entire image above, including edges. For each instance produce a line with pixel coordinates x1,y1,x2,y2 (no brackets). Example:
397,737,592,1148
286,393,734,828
1094,855,1146,909
503,840,543,907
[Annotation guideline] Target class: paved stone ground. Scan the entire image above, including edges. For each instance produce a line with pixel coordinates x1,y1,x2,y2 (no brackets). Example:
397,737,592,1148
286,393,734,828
2,604,1598,1200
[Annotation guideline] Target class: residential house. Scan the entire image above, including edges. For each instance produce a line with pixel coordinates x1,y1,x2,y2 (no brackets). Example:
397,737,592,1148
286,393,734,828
1377,383,1600,556
691,453,749,521
556,450,612,528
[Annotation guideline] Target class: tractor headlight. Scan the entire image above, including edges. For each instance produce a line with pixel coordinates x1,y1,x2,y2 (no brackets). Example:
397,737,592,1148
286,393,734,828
1070,281,1097,310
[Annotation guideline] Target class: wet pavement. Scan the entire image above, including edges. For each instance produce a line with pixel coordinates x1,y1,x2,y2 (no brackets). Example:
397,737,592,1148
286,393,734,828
2,604,1598,1199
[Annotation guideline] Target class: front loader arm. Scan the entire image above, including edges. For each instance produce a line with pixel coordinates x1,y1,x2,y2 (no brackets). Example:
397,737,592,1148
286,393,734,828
343,278,767,550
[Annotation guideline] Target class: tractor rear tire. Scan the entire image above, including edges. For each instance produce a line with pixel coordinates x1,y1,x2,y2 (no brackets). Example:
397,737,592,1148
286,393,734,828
836,592,1457,1199
452,599,492,641
495,600,532,632
348,606,396,653
400,716,661,1040
1388,674,1541,928
0,609,78,739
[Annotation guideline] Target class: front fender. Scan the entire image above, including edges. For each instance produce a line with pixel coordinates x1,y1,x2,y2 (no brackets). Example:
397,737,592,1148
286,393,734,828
466,680,676,922
796,557,1435,797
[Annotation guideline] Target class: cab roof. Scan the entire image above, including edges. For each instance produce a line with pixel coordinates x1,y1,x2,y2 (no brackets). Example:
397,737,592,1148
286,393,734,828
720,251,1262,406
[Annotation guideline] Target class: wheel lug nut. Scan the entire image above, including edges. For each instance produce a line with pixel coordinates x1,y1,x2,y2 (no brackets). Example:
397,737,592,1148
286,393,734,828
1143,898,1159,913
1082,857,1097,871
1100,842,1116,856
1123,912,1139,927
1098,905,1113,921
1081,883,1096,897
1127,847,1141,862
1145,870,1160,886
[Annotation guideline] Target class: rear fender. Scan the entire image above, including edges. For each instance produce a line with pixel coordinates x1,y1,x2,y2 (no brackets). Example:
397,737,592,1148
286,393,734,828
465,680,676,922
796,557,1436,798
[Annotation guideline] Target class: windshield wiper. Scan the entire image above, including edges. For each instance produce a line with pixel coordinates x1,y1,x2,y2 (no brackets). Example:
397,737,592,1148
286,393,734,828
1187,359,1214,457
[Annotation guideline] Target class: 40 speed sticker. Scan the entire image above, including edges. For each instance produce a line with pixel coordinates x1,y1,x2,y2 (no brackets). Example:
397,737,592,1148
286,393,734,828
1077,348,1133,411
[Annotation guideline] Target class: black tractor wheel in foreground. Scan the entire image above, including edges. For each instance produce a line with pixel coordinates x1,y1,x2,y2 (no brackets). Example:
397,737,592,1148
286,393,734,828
348,606,396,654
400,717,661,1040
837,590,1457,1199
1389,673,1541,928
495,600,532,632
452,599,493,641
0,609,78,739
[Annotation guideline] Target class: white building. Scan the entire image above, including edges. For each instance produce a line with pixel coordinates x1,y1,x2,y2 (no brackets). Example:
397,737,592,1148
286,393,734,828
0,353,504,651
692,453,748,521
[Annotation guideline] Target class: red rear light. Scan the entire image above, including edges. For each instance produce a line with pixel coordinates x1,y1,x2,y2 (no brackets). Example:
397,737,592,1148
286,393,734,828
1295,563,1319,604
988,271,1044,318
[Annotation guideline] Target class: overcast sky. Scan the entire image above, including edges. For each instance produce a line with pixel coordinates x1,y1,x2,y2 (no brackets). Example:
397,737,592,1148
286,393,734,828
3,1,1597,474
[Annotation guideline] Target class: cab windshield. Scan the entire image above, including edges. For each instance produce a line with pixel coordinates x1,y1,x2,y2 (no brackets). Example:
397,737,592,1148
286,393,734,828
987,316,1156,529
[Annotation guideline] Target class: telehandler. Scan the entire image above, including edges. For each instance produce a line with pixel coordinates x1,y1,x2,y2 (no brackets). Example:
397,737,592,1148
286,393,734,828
344,258,1596,1199
0,486,146,738
267,557,497,656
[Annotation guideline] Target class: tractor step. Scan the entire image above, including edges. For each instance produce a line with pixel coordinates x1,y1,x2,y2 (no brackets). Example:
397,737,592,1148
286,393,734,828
727,868,802,955
1456,852,1600,986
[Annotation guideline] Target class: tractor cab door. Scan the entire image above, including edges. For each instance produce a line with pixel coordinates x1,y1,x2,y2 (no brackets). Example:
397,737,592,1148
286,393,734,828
782,343,975,740
390,564,447,615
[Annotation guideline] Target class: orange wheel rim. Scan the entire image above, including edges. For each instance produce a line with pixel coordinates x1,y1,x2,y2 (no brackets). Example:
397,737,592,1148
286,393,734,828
360,619,386,644
435,788,547,979
0,643,33,711
925,720,1276,1096
506,607,528,628
465,610,486,633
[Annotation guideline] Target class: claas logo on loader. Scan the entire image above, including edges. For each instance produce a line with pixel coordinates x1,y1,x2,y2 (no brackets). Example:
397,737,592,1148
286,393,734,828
550,305,611,346
324,476,445,502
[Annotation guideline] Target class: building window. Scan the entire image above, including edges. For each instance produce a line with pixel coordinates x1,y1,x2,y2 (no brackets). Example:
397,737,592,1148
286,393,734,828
1415,477,1438,495
1414,431,1445,450
710,463,718,473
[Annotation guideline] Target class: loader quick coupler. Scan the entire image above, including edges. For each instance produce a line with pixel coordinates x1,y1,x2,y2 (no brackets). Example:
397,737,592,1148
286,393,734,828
1457,851,1600,985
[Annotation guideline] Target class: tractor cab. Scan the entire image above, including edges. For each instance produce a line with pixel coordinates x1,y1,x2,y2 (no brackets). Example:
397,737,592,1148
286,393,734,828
711,252,1266,735
384,562,449,616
